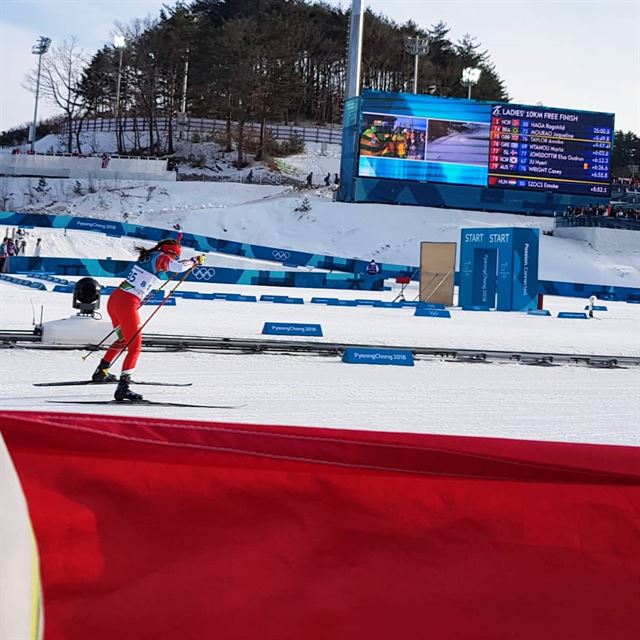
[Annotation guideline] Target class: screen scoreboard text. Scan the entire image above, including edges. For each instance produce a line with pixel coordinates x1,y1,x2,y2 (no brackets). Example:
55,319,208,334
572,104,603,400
488,104,612,196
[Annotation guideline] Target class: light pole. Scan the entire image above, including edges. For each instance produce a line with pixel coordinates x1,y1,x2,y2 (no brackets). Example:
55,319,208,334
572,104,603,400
113,34,126,152
180,47,190,114
345,0,364,99
30,36,51,152
461,67,481,100
404,36,429,94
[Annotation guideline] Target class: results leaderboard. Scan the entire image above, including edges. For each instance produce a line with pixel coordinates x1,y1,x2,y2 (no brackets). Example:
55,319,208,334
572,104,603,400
487,104,614,197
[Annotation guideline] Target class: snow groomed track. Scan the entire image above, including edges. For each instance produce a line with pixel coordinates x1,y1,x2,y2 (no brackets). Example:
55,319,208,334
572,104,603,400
1,330,638,368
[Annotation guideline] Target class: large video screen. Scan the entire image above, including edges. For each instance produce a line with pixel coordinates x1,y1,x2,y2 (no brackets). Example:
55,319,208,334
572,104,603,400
357,99,614,197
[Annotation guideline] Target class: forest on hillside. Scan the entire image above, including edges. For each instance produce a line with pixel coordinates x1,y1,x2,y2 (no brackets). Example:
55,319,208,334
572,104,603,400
10,0,509,159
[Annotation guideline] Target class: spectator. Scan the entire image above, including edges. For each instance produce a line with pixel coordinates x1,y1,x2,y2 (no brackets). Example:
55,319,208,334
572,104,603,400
6,238,16,259
0,238,8,273
562,203,640,221
306,172,313,188
324,172,331,187
333,173,340,186
366,259,381,275
33,238,42,258
587,295,597,319
246,169,254,184
101,153,111,169
19,239,27,255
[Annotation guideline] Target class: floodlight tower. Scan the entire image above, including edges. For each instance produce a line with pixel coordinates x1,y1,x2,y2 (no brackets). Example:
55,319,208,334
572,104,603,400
404,36,429,94
461,67,481,100
30,36,51,152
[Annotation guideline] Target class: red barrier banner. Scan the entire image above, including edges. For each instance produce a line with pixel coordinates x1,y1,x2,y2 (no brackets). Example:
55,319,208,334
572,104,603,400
1,411,639,640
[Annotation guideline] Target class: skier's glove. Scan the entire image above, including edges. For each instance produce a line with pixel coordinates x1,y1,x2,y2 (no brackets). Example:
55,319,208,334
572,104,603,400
173,223,182,231
192,254,206,266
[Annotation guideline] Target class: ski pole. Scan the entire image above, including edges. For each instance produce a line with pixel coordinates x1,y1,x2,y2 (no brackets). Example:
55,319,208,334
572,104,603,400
80,272,180,361
107,265,195,369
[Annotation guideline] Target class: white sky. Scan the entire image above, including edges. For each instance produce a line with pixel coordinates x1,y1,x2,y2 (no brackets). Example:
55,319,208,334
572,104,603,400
1,0,638,133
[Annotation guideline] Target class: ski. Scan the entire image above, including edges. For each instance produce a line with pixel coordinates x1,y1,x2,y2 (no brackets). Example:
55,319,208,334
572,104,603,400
47,400,244,409
34,380,192,388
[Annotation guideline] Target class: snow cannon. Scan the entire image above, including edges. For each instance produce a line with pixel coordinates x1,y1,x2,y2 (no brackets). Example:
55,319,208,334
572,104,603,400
73,278,102,315
41,278,113,346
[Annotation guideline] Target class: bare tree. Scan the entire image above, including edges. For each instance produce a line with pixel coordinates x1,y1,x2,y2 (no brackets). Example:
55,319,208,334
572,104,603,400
24,37,88,153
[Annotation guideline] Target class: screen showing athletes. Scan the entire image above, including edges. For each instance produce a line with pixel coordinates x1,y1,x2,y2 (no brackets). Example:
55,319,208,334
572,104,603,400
358,108,492,187
356,94,614,194
359,114,427,161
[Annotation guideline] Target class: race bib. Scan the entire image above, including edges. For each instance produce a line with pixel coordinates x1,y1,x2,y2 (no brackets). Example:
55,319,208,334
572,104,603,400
122,264,160,299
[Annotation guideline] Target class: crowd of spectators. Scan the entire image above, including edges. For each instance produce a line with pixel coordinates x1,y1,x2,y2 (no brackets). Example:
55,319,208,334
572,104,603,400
564,204,640,220
612,176,640,192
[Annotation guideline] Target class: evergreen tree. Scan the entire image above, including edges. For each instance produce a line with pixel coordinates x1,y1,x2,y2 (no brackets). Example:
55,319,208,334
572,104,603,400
612,130,640,175
55,0,513,155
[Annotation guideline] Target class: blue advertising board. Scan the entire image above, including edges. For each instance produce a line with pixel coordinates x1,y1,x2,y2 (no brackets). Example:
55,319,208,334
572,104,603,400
342,347,414,367
262,323,323,337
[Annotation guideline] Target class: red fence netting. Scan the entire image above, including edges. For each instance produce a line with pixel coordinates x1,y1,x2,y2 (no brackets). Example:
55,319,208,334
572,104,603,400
1,410,639,640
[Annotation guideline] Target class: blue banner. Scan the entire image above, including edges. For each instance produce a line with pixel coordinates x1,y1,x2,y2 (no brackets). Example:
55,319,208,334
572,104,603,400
0,211,416,279
3,212,638,301
7,257,387,291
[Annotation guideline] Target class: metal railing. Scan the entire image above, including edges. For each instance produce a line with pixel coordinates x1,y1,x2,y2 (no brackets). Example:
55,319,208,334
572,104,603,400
62,116,343,146
555,215,640,231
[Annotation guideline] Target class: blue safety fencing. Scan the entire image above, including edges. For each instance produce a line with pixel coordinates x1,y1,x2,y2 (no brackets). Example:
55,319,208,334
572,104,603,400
6,257,387,292
414,307,451,318
0,211,416,279
538,280,640,303
260,295,304,304
3,211,639,301
0,274,46,290
16,272,72,285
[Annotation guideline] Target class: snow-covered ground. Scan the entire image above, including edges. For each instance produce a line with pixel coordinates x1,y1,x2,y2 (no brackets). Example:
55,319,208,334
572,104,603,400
3,178,639,287
1,142,639,446
1,273,639,446
3,132,342,187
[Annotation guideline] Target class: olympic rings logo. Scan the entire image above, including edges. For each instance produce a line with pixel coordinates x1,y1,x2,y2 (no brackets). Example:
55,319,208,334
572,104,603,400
272,250,291,261
193,267,216,281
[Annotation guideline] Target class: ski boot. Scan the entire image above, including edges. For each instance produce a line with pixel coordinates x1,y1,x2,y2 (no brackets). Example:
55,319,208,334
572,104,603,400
114,374,144,402
92,358,117,383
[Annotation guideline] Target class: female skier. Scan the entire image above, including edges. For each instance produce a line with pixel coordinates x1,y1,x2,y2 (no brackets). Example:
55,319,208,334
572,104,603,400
92,236,204,402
